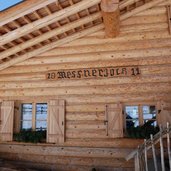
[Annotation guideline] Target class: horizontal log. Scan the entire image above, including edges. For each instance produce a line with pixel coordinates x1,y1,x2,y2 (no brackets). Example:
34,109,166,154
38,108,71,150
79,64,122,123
0,144,133,158
0,82,170,97
66,130,107,139
0,75,170,90
3,92,170,105
66,105,105,113
38,38,171,56
121,14,167,26
0,63,171,79
66,112,104,121
121,23,167,34
15,54,171,70
1,159,134,171
120,0,166,21
66,94,171,105
0,152,133,167
88,27,167,38
0,139,143,150
66,123,106,130
135,6,167,16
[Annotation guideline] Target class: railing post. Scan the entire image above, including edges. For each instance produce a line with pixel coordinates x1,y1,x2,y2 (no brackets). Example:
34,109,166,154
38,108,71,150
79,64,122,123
159,125,165,171
126,123,171,171
135,151,140,171
144,139,148,171
166,122,171,170
151,134,158,171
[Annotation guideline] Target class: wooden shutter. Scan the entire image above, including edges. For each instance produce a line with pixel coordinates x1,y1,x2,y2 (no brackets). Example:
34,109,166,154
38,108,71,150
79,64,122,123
47,99,65,143
105,103,123,138
0,101,14,142
158,101,171,125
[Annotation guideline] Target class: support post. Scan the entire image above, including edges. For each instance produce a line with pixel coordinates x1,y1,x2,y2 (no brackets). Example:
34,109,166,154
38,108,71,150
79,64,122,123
101,0,120,38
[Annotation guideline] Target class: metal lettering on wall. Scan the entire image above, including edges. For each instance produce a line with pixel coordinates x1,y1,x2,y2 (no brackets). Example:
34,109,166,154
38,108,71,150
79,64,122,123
46,66,140,80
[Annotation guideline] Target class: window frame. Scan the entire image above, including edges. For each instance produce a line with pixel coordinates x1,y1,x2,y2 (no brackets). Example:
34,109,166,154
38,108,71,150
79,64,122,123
123,102,158,130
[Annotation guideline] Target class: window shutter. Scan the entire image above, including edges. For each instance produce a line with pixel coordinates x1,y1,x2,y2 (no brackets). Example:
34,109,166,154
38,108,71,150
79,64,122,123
158,101,171,125
0,101,14,142
106,103,123,138
47,99,65,143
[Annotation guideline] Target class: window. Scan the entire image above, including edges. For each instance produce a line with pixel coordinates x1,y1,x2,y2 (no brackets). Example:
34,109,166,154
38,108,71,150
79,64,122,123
125,104,157,129
21,103,47,131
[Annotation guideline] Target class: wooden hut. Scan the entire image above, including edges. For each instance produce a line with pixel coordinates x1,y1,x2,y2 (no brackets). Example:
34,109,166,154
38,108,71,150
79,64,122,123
0,0,171,170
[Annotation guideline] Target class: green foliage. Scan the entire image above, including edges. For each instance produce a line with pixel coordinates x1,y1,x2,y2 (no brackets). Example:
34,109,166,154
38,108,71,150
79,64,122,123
14,129,46,143
126,125,159,139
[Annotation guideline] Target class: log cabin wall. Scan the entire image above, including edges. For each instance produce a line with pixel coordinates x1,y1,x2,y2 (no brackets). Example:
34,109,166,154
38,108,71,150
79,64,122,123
0,2,171,148
0,1,171,170
0,1,171,146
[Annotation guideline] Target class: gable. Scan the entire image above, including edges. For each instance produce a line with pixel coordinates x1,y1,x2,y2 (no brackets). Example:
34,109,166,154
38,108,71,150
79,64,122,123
0,0,170,71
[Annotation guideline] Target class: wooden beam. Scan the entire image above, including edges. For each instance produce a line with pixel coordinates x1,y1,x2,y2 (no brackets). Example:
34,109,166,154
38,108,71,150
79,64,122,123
0,0,101,47
101,0,120,38
0,12,102,61
0,24,104,71
119,0,140,9
0,0,57,27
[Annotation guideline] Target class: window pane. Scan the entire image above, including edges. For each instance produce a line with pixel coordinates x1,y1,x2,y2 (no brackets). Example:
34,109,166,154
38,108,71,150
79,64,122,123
36,103,47,120
143,105,156,119
36,121,47,130
125,106,139,128
21,121,32,130
125,106,139,119
22,104,32,120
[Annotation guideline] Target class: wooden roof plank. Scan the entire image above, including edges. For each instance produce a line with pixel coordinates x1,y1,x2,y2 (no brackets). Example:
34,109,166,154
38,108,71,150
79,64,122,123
0,0,101,47
0,0,168,71
0,12,102,60
0,24,104,71
0,0,57,27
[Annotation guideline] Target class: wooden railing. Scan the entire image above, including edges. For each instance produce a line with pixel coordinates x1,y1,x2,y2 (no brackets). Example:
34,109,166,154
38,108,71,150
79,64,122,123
126,123,171,171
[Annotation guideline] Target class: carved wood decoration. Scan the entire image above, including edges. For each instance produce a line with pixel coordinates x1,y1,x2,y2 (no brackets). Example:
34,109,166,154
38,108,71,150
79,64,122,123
101,0,120,38
46,66,140,80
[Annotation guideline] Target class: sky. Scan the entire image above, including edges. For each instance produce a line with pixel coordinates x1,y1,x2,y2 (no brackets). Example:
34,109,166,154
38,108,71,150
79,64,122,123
0,0,23,11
